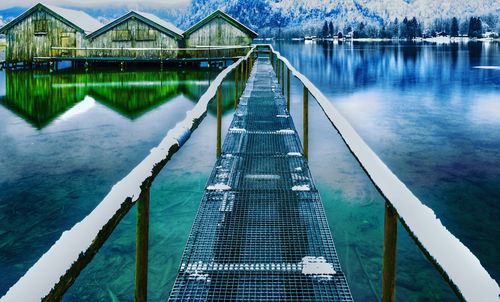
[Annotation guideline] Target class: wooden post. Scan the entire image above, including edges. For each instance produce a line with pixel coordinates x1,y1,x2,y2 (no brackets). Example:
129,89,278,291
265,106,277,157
249,57,252,77
240,63,244,95
234,67,239,109
281,62,285,95
216,85,222,157
244,59,247,81
135,188,150,302
303,86,309,159
287,68,291,111
277,60,281,83
382,202,398,302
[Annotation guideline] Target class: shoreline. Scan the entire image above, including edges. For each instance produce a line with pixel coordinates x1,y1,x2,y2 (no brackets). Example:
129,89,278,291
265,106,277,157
256,37,500,43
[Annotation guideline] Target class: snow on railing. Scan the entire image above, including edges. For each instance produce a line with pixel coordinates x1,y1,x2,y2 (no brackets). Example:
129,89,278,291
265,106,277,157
265,44,499,302
0,46,256,302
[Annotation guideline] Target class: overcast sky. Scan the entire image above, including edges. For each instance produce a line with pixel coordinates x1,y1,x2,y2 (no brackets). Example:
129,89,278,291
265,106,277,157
0,0,191,10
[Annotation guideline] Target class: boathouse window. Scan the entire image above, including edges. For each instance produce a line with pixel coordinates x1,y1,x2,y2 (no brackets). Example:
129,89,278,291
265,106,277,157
135,29,156,41
33,19,48,35
112,29,131,41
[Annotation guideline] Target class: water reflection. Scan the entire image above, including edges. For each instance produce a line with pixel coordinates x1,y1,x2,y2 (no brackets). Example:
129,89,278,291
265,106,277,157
0,68,235,129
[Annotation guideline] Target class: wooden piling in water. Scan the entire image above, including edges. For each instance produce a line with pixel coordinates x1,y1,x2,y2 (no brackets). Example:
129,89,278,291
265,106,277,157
382,203,398,302
135,188,150,302
216,85,222,157
234,67,239,109
287,68,291,112
303,86,309,159
281,61,285,96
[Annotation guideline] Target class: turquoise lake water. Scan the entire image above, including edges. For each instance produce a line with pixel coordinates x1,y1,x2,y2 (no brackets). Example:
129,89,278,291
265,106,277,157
0,41,499,301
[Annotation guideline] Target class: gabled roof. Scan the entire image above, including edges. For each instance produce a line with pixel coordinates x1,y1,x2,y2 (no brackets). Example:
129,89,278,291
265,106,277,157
183,9,258,38
87,11,183,40
0,3,103,34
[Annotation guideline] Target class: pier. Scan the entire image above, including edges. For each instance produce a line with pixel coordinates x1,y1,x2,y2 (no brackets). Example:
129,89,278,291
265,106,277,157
168,55,352,300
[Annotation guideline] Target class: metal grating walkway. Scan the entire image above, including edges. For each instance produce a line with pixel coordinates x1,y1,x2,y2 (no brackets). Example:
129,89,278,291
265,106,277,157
168,57,353,301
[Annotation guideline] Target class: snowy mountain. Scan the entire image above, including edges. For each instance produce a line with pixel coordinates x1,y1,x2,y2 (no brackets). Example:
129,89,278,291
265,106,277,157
0,0,498,36
174,0,498,35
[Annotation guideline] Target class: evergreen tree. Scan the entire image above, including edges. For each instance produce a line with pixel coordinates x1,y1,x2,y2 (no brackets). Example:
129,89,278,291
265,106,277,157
468,17,483,38
401,17,408,39
328,21,334,38
322,21,329,38
451,17,459,37
337,31,343,39
393,17,399,37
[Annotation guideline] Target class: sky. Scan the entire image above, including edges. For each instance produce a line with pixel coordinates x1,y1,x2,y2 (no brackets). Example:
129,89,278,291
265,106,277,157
0,0,191,10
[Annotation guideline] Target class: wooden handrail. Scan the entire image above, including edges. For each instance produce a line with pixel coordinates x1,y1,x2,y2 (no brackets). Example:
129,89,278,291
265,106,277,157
263,44,499,302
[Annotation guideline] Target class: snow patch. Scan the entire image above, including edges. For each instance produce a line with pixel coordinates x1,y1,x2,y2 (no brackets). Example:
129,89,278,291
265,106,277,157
229,127,247,133
244,174,281,180
277,129,295,134
292,184,310,191
301,256,335,275
207,183,231,191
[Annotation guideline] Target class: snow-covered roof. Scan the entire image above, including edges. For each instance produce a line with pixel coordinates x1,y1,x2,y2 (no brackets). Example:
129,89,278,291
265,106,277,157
87,10,183,40
134,11,183,37
0,3,103,34
44,4,103,33
184,9,258,38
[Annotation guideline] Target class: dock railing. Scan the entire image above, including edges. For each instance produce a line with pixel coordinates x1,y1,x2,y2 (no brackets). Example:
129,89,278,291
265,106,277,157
0,46,257,302
262,44,499,302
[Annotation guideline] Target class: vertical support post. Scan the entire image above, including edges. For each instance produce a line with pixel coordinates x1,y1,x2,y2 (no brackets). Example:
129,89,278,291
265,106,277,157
303,85,309,159
277,60,281,83
382,202,398,302
240,63,244,95
281,62,285,96
287,68,291,111
135,188,150,302
244,60,247,83
247,58,251,79
216,85,222,158
234,66,239,109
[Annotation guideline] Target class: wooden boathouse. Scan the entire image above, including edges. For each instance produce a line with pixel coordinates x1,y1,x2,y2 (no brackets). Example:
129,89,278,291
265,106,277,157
184,9,258,47
183,9,258,58
0,4,259,68
85,11,183,59
0,3,102,64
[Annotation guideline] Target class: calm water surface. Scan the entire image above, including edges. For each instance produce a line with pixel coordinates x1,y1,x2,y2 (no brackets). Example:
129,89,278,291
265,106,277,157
1,41,499,301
